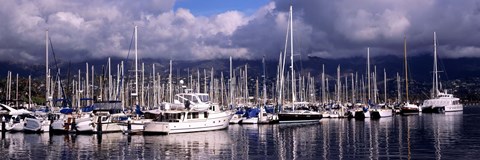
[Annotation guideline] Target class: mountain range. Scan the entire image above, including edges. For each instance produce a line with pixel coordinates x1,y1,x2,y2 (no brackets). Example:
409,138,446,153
1,54,479,83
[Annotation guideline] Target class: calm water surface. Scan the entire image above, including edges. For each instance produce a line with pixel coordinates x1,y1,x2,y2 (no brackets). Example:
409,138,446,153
1,107,480,159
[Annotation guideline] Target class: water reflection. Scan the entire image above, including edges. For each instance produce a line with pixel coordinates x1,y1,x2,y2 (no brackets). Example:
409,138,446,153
0,109,474,159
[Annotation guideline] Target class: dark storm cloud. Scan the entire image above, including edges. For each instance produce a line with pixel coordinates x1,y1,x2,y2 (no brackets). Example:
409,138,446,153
0,0,479,64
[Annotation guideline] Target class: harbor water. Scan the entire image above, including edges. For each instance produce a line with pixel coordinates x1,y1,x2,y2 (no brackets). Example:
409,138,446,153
1,107,479,159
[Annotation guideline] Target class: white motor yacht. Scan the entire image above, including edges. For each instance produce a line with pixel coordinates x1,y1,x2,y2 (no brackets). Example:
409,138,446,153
144,91,232,134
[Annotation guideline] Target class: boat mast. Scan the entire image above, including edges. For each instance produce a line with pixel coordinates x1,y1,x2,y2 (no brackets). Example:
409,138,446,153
108,57,111,100
384,68,387,103
28,75,31,108
169,60,173,103
86,63,89,105
322,64,325,104
397,72,401,103
337,65,340,103
45,30,50,107
153,64,156,107
433,32,438,98
263,56,267,106
352,73,355,103
374,66,377,104
280,3,291,108
135,25,139,106
230,56,233,106
290,5,295,109
367,47,371,102
404,35,409,103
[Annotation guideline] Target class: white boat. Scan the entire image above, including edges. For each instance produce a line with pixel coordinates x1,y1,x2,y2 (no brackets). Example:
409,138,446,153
0,103,28,132
354,103,371,119
421,32,463,113
49,108,90,133
23,117,45,133
75,101,127,133
75,118,94,133
322,111,331,118
50,113,81,133
143,91,232,134
371,108,393,118
229,113,243,124
91,112,126,133
240,107,260,124
257,107,279,124
241,117,258,124
399,35,419,115
278,102,322,123
400,103,420,115
422,91,463,112
119,116,152,134
144,107,231,134
6,115,26,132
354,109,371,119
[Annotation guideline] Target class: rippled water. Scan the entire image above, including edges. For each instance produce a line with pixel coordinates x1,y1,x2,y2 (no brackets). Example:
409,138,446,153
1,107,480,159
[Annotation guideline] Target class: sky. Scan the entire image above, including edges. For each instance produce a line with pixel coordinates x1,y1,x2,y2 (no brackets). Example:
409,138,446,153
0,0,479,64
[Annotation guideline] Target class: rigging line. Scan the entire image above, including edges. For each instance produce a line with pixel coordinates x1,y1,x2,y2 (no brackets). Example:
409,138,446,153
49,37,69,107
116,27,135,100
435,37,449,82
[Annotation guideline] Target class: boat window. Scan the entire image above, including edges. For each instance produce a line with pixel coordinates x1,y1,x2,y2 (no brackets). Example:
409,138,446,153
187,112,192,119
192,112,199,119
198,95,210,102
165,114,169,120
204,112,208,118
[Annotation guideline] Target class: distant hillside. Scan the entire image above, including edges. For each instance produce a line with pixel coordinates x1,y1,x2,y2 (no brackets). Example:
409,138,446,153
1,54,479,82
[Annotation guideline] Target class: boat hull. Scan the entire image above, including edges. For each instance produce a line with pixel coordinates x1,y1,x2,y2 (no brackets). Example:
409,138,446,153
421,106,444,113
24,118,43,133
354,110,371,119
400,108,419,115
258,114,279,124
241,117,258,124
7,122,24,132
144,113,232,134
444,104,463,112
76,121,94,133
229,114,243,124
119,119,152,134
371,109,393,119
278,112,322,123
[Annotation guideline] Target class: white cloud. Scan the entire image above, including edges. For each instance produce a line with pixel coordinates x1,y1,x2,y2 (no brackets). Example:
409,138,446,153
0,0,479,64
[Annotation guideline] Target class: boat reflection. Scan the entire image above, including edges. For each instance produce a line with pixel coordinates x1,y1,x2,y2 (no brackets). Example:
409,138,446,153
432,111,463,159
0,110,468,159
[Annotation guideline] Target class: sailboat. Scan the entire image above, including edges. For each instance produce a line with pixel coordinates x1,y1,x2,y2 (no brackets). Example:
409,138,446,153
400,35,420,114
421,32,463,112
371,68,393,118
354,48,372,119
277,5,322,123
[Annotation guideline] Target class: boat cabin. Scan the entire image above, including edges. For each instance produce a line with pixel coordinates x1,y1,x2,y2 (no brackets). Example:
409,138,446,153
151,111,209,123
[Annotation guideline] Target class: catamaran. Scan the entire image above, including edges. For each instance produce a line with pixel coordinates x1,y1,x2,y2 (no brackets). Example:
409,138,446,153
421,32,463,112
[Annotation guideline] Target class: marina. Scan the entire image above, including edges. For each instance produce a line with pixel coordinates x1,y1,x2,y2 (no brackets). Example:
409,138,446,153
1,107,479,159
1,0,480,159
